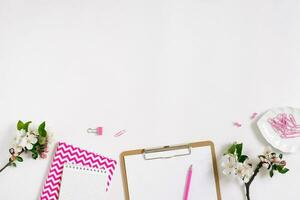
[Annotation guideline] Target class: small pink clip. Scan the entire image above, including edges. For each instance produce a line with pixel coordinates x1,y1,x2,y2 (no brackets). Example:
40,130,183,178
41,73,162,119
233,122,242,127
251,112,258,119
114,129,126,137
87,127,103,135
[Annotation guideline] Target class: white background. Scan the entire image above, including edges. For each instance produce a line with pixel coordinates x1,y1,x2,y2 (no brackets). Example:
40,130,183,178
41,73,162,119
0,0,300,199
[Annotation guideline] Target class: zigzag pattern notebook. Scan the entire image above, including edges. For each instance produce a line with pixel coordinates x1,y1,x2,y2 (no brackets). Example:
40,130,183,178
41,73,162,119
40,142,117,200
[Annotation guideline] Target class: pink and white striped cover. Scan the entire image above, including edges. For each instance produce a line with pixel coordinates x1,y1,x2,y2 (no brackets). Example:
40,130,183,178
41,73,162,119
40,142,117,200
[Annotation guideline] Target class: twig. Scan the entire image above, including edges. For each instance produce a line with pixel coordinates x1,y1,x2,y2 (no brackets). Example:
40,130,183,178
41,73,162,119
0,161,13,173
0,151,23,173
244,162,263,200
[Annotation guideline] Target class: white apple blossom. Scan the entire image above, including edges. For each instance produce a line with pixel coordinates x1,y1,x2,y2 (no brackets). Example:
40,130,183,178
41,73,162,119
12,143,23,154
1,120,53,173
28,125,38,136
259,146,287,170
19,133,38,150
222,142,289,200
12,130,27,153
237,162,254,183
12,130,38,151
222,146,254,183
221,154,238,176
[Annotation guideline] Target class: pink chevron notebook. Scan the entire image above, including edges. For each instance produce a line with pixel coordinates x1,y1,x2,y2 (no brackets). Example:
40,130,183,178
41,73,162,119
40,142,117,200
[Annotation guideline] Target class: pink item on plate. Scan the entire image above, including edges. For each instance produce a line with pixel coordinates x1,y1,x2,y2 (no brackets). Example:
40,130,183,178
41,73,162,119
268,113,300,139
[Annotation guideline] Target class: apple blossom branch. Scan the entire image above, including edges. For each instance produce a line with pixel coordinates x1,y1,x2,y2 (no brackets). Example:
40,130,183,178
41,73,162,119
222,142,289,200
0,120,53,173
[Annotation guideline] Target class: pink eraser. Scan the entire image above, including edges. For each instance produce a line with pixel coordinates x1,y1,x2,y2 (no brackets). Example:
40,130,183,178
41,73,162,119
97,127,103,135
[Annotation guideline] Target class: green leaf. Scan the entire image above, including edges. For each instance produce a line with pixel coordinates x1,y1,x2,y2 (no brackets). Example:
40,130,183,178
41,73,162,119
23,121,32,132
277,165,289,174
270,169,274,177
30,145,37,152
17,120,24,130
273,165,278,171
239,155,248,163
38,136,46,145
38,122,47,137
227,143,236,154
16,156,23,162
279,154,283,159
11,162,17,167
236,143,243,158
32,153,38,159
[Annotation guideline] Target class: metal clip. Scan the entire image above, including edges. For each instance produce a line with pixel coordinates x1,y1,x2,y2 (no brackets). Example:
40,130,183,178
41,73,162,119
143,144,191,160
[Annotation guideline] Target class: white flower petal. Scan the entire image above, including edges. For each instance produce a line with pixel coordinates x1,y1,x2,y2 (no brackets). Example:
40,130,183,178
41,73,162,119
264,146,273,155
13,145,23,153
47,132,54,144
26,143,33,150
28,124,37,132
19,130,26,136
20,138,28,148
262,163,270,168
28,135,38,144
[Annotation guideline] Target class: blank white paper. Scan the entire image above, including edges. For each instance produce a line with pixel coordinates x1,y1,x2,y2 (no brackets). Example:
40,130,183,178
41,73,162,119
125,145,218,200
58,163,108,200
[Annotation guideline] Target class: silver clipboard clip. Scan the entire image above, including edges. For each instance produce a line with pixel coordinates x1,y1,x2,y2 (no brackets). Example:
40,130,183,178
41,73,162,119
143,144,191,160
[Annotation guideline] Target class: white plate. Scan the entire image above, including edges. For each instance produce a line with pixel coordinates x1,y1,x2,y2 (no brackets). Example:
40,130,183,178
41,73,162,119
257,107,300,153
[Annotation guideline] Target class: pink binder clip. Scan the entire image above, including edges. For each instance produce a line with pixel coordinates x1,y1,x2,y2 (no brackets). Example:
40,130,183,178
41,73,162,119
87,127,103,135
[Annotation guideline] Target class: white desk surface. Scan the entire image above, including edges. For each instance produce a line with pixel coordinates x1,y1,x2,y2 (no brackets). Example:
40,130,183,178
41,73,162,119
0,1,300,199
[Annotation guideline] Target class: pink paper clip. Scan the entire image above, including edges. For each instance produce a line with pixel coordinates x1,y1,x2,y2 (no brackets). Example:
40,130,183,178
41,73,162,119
87,127,103,135
251,112,258,119
268,113,300,139
114,129,126,137
233,122,242,127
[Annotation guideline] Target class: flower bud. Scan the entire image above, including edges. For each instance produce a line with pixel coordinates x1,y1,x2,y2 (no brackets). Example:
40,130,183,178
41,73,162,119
9,148,15,155
273,157,281,163
280,160,286,166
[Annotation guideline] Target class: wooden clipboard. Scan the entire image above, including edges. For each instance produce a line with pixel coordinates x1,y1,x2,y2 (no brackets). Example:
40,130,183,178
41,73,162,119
120,140,222,200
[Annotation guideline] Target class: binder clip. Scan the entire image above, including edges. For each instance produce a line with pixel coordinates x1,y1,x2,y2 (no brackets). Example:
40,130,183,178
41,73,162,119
87,127,103,135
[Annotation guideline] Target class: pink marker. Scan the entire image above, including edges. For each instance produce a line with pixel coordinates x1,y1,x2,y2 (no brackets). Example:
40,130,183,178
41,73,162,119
183,165,193,200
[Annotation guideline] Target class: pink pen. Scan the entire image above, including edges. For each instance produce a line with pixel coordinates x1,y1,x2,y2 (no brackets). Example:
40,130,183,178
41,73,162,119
183,165,193,200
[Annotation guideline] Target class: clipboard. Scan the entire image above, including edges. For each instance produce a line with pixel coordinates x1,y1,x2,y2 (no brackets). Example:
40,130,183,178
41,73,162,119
120,140,222,200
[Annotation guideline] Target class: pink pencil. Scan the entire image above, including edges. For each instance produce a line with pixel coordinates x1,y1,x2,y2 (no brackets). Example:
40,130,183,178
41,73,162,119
183,165,193,200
